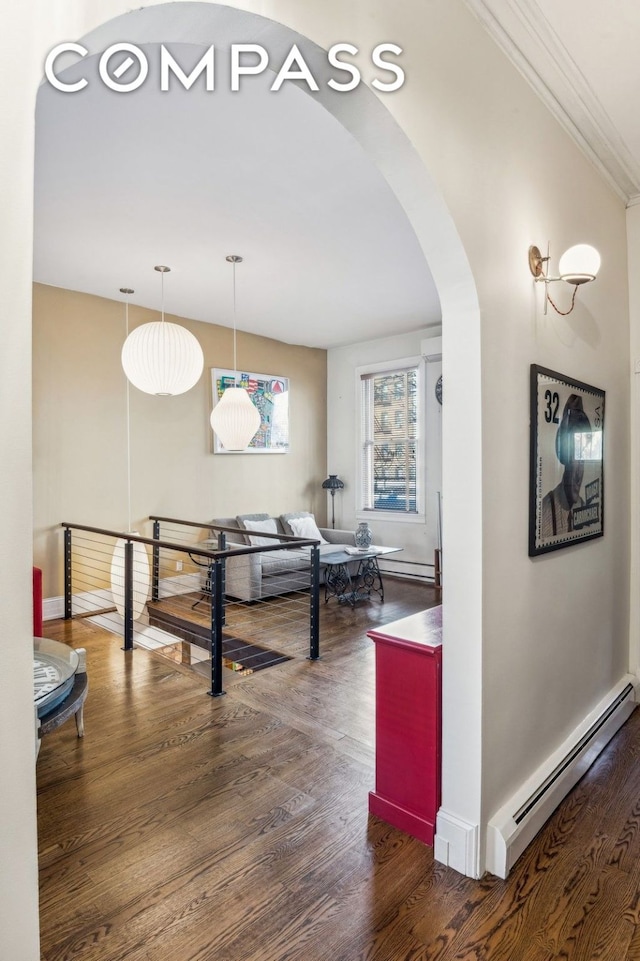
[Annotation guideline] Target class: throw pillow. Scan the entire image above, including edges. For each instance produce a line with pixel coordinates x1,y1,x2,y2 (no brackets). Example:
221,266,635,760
288,515,328,544
280,511,315,535
242,517,281,547
236,512,271,529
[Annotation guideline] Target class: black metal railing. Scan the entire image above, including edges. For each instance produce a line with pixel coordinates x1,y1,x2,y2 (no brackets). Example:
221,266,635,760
62,519,322,697
149,517,321,663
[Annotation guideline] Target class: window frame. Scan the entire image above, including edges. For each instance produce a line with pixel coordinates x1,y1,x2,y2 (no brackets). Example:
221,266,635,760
355,355,426,524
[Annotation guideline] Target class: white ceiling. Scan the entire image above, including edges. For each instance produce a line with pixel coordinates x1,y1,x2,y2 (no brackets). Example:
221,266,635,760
34,3,640,352
33,44,440,351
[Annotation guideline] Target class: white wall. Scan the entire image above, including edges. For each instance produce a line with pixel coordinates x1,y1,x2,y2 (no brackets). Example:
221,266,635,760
418,8,630,829
627,201,640,677
327,328,442,579
0,5,42,958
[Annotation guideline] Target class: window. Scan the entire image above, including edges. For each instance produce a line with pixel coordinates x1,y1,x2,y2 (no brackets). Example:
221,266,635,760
359,361,422,514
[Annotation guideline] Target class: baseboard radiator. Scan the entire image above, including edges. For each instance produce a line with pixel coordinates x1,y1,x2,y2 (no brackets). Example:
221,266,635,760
486,675,637,879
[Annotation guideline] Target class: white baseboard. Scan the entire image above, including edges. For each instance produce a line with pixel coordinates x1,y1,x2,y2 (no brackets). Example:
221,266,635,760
42,572,201,622
43,595,65,621
434,810,480,878
486,674,638,879
43,586,114,621
42,572,210,656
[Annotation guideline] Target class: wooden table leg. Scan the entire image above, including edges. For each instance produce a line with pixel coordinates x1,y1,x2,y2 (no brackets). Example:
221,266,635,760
434,549,442,600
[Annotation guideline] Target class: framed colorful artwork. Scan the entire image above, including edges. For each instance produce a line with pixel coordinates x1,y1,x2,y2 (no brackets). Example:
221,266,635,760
211,369,289,453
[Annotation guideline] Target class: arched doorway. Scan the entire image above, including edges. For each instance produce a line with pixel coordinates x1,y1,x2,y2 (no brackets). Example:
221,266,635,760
36,0,483,876
4,3,484,952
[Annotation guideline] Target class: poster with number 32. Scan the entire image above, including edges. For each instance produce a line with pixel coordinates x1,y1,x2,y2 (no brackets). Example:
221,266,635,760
529,365,605,556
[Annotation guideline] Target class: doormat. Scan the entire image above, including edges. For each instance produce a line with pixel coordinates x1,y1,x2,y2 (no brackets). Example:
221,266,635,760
147,602,292,674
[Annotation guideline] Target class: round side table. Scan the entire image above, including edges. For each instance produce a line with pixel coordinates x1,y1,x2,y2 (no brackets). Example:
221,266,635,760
34,637,88,744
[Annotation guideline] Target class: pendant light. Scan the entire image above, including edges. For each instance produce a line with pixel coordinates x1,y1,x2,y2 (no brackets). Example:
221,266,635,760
111,287,150,622
121,265,204,395
210,255,261,451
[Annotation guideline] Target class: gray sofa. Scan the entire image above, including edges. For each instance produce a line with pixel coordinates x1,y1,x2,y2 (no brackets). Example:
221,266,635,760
208,512,356,602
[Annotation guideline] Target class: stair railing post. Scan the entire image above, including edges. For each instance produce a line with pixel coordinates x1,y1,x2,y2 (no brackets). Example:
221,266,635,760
152,519,160,602
309,544,320,660
64,526,72,620
123,539,134,651
209,557,225,697
217,531,227,628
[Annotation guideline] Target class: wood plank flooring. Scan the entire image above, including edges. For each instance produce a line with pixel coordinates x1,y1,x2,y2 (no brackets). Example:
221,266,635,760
37,580,640,960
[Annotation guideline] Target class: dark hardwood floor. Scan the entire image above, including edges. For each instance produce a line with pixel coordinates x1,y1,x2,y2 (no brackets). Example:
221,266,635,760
37,580,640,960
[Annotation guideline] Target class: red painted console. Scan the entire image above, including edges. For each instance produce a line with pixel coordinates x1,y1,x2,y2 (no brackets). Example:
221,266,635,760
368,605,442,845
33,566,43,637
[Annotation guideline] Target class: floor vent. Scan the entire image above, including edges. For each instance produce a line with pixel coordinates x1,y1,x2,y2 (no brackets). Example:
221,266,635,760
487,676,636,879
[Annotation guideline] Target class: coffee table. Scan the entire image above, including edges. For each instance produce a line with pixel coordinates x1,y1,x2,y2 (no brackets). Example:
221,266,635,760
320,546,402,607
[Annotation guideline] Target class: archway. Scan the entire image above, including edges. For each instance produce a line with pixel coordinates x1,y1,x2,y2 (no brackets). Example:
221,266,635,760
7,4,484,951
37,0,483,874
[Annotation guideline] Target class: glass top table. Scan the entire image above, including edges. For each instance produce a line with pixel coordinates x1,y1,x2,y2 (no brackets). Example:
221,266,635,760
319,546,402,606
34,637,80,718
320,545,402,564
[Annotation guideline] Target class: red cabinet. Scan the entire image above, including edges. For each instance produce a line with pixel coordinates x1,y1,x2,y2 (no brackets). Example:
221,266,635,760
368,606,442,845
33,566,43,637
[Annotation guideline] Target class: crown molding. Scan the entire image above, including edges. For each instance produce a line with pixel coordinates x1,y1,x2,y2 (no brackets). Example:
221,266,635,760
462,0,640,204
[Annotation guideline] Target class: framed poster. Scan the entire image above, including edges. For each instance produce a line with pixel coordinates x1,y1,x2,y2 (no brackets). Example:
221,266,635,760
211,369,289,453
529,365,604,556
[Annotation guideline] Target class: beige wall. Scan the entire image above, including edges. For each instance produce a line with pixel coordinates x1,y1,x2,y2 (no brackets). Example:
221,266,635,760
33,284,327,598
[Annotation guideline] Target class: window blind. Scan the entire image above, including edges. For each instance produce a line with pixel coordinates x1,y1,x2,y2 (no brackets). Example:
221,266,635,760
360,365,418,513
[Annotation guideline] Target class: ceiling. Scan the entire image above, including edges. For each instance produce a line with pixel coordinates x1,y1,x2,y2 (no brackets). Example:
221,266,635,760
33,2,640,351
33,44,440,351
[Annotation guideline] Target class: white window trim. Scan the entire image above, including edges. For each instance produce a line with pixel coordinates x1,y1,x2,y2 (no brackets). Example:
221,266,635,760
355,355,426,524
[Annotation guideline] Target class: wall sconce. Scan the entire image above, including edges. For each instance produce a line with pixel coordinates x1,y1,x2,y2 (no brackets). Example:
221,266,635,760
528,243,601,315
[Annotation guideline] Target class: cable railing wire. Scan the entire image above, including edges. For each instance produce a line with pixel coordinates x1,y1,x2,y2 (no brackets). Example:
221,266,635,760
62,517,322,694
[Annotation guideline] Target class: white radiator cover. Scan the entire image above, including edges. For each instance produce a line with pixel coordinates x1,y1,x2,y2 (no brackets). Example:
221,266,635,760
486,675,637,879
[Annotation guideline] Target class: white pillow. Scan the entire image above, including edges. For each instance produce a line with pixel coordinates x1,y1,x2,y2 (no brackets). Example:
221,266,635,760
288,515,328,544
243,517,280,547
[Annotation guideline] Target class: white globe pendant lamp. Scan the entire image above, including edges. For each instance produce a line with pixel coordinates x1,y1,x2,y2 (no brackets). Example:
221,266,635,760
111,287,150,623
210,255,261,451
121,266,204,396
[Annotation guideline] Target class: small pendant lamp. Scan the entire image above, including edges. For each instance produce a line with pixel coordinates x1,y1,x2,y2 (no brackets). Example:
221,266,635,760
111,288,150,622
210,255,261,451
121,265,204,396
